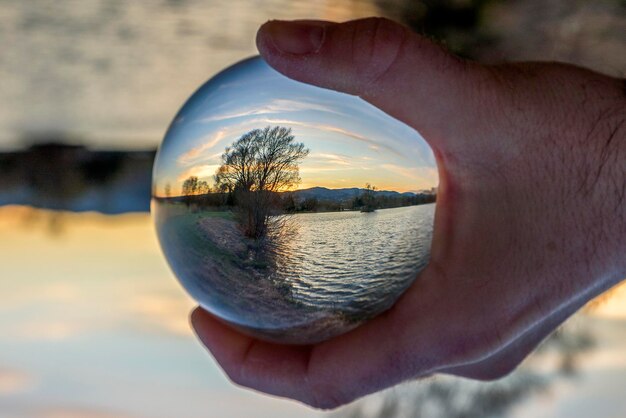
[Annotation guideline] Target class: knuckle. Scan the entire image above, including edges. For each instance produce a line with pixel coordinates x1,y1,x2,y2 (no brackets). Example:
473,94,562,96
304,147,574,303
479,360,522,381
305,376,350,410
348,17,409,83
453,357,522,381
466,355,524,381
439,326,506,366
224,367,246,386
223,361,254,388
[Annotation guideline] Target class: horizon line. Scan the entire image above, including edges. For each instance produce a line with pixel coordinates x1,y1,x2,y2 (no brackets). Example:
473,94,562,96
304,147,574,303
154,185,438,199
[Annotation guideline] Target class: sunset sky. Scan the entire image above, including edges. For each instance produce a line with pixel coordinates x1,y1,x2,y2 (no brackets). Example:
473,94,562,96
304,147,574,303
153,56,438,197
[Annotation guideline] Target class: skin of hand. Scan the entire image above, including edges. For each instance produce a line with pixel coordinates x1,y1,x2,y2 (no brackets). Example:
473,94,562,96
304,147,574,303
191,17,626,409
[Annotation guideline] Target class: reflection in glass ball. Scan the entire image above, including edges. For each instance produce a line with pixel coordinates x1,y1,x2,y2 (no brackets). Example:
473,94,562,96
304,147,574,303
152,56,438,344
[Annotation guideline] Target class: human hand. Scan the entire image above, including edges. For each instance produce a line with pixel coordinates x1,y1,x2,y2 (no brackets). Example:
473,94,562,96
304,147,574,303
191,17,626,408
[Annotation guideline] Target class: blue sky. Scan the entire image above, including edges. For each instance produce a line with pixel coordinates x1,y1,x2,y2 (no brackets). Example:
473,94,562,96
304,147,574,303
154,56,437,196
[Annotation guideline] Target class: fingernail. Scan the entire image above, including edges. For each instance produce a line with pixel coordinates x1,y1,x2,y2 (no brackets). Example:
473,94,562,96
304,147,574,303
264,20,325,54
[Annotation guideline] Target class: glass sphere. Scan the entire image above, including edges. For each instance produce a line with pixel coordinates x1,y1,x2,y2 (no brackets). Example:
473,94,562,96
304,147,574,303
152,56,437,344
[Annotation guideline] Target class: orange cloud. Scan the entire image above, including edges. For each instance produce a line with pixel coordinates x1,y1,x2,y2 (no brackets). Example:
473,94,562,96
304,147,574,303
176,130,226,165
176,164,221,183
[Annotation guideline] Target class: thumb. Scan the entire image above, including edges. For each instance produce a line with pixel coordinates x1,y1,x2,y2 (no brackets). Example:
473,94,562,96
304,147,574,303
256,17,487,144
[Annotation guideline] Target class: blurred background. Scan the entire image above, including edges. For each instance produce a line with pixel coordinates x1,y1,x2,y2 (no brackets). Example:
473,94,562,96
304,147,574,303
1,0,625,417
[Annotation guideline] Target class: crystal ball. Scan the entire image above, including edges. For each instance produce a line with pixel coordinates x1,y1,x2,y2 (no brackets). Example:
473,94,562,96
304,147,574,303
152,56,437,344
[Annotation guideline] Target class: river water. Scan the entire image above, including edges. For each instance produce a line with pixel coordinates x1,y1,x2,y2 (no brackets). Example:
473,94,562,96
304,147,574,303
275,205,433,313
154,203,433,343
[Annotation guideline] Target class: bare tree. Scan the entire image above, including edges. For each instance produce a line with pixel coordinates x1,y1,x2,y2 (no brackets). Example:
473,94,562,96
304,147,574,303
361,183,378,212
215,126,309,238
182,176,210,207
197,180,210,195
182,176,199,196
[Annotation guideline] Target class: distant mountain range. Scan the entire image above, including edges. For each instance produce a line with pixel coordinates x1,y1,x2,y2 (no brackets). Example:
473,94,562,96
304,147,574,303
291,187,432,202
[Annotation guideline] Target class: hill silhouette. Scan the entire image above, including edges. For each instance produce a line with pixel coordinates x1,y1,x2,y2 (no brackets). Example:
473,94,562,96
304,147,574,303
292,186,428,202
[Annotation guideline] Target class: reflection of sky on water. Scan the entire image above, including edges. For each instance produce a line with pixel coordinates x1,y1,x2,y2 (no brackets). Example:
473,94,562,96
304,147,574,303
154,57,437,195
1,206,625,417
